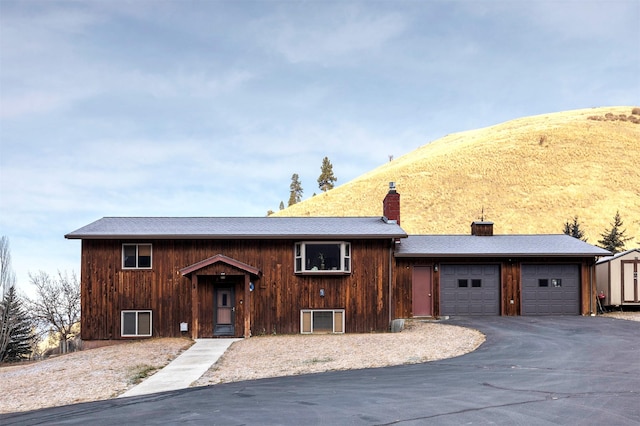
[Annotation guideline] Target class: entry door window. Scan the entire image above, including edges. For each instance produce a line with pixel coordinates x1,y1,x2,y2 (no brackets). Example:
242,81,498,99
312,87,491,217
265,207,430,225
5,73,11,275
217,289,233,324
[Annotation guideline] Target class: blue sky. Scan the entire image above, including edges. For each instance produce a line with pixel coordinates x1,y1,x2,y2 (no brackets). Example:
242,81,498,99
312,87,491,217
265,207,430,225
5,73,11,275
1,0,639,292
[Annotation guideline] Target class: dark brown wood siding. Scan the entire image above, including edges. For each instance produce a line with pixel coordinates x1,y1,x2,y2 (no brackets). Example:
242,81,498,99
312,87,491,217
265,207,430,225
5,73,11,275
392,256,596,319
80,238,394,340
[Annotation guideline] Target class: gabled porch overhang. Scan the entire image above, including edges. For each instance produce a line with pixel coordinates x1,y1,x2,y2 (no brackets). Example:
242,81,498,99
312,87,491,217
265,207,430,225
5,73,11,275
180,254,261,339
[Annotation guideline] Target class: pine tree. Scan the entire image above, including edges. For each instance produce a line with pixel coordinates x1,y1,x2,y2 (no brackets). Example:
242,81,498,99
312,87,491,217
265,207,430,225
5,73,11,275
562,216,587,241
288,173,303,206
1,286,35,362
598,211,633,254
279,201,285,210
317,157,337,192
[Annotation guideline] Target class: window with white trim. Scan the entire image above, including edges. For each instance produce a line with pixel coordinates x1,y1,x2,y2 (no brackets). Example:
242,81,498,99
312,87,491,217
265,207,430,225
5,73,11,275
121,310,152,337
122,244,152,269
294,242,351,273
301,309,345,334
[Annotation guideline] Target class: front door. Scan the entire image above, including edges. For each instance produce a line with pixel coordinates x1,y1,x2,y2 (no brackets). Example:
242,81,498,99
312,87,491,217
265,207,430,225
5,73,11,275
214,287,235,336
622,260,639,303
412,266,433,317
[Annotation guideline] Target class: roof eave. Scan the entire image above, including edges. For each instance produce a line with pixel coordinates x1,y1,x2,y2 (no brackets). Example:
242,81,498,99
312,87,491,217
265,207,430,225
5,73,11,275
395,252,608,258
65,233,408,240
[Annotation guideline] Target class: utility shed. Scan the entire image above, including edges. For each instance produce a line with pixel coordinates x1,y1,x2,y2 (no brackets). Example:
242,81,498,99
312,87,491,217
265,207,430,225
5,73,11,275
596,248,640,307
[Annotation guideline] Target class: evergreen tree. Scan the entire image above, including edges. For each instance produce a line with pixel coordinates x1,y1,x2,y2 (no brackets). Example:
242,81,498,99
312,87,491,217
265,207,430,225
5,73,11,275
1,286,35,362
279,201,285,210
0,235,16,360
317,157,337,192
288,173,303,206
562,216,587,241
598,211,633,254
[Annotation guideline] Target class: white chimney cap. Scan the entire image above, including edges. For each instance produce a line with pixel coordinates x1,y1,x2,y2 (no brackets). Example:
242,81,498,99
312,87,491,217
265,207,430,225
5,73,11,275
389,182,396,190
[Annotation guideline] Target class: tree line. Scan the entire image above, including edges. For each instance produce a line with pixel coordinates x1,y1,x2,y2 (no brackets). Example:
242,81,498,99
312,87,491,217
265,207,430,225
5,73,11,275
0,236,80,363
563,210,634,253
270,156,337,214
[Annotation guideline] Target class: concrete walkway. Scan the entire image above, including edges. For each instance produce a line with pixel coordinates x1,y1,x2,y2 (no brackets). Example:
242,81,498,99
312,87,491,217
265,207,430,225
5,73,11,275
120,338,240,398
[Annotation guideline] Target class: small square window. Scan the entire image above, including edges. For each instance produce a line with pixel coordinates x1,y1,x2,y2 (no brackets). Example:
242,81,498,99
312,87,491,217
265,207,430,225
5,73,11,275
471,279,482,288
458,279,468,288
122,244,152,269
551,279,562,287
539,279,549,287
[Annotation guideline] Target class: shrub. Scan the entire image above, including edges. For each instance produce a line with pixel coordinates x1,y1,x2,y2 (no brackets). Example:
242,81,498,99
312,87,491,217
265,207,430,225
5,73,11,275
632,107,640,115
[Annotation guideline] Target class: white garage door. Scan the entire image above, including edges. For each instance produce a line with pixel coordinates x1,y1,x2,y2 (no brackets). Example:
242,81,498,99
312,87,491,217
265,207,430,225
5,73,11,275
522,264,580,315
440,264,500,315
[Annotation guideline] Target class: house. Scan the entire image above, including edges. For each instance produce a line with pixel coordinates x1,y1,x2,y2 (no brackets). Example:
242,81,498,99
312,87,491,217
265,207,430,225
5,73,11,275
595,248,640,307
65,183,610,342
65,205,407,340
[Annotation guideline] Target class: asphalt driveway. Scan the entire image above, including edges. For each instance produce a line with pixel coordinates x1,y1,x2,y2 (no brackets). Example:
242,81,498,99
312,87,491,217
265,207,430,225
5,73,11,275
3,316,639,425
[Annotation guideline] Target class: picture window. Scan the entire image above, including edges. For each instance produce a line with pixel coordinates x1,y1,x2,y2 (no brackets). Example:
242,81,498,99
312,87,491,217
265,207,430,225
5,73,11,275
294,242,351,274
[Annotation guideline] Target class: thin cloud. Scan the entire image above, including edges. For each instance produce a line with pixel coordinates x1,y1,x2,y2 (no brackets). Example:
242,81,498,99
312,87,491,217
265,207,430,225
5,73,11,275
257,6,407,64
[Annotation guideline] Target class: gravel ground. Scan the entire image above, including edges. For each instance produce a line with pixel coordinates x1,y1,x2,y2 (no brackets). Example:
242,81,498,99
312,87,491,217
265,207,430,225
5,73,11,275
193,321,484,386
0,338,193,414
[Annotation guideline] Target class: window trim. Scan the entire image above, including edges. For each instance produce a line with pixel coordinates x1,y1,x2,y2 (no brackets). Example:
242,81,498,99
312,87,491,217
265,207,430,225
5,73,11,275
121,310,153,337
294,241,351,274
300,309,345,334
122,243,153,270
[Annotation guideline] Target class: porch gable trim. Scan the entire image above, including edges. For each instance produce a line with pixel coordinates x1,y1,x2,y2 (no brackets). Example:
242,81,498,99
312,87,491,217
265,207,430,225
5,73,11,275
180,254,261,277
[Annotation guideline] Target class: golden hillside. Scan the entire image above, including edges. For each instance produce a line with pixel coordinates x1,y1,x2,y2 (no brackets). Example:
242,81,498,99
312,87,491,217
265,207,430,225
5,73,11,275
275,106,640,244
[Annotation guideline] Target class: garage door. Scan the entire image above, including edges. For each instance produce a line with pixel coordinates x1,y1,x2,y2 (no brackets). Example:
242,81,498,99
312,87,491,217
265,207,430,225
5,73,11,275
440,264,500,315
522,264,580,315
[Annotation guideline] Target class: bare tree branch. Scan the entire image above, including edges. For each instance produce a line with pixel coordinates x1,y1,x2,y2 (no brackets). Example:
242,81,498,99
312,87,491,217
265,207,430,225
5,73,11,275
27,271,80,353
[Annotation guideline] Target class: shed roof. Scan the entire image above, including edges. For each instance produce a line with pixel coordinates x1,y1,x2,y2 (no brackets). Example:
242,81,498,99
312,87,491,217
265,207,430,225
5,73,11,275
595,248,640,264
395,234,611,257
64,216,407,240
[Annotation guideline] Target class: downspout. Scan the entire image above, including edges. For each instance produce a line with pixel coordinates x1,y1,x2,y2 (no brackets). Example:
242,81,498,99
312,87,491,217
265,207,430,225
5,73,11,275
589,259,594,316
388,239,394,328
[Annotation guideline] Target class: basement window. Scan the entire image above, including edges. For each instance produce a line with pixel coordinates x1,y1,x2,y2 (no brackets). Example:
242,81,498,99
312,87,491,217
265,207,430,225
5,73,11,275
294,242,351,274
121,310,152,337
301,309,345,334
122,244,152,269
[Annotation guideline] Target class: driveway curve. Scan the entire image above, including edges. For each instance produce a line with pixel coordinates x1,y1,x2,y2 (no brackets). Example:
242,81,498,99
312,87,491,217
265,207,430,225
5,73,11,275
3,316,639,425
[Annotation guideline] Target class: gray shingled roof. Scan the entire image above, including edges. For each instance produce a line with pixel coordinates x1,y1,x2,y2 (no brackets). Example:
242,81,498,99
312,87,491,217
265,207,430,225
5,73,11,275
64,217,407,240
395,234,611,257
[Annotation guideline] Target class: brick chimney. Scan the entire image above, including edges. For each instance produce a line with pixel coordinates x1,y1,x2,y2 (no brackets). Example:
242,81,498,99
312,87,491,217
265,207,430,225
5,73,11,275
383,182,400,225
471,221,494,236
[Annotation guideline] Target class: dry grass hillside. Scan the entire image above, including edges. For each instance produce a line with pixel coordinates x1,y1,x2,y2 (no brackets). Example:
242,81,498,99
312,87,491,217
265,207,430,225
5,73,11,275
275,106,640,243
